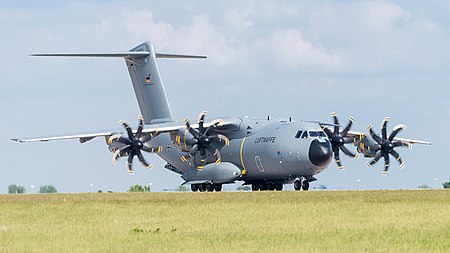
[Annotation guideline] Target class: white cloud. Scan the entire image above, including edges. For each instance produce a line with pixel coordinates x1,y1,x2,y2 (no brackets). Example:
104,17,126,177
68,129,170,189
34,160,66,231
258,29,342,70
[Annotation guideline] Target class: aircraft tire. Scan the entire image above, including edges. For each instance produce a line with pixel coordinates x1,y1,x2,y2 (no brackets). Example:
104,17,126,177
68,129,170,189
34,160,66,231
191,184,199,192
251,184,259,191
214,184,222,192
206,184,215,192
275,184,283,191
198,184,207,192
302,181,310,191
260,184,268,191
294,180,301,191
267,183,275,191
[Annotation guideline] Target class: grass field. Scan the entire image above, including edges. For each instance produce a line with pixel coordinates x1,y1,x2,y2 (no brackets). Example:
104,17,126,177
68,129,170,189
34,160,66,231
0,190,449,252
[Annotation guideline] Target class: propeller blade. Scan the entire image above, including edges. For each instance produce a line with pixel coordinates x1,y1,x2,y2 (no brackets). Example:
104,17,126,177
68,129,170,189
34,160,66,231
323,127,333,139
127,150,135,174
340,145,358,158
331,112,340,135
332,146,344,170
207,145,221,165
341,116,354,136
135,115,144,139
181,145,198,162
389,150,405,169
388,124,407,141
119,120,135,141
108,135,132,145
382,152,390,175
381,117,390,141
136,150,152,169
112,149,121,165
368,124,383,145
200,147,206,157
184,117,200,138
210,134,230,146
198,111,207,134
393,141,411,150
366,152,382,167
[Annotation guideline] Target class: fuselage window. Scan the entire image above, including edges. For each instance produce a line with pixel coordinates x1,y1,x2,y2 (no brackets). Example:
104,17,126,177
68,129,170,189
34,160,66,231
301,131,308,139
295,131,303,138
309,131,319,137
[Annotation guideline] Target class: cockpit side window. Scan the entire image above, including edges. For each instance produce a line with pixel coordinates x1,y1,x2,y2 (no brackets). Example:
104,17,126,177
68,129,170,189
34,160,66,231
301,131,308,139
309,131,319,137
295,131,303,139
319,131,327,138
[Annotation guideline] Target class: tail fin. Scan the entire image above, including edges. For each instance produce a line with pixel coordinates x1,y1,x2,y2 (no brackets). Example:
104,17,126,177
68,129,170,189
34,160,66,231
31,41,206,124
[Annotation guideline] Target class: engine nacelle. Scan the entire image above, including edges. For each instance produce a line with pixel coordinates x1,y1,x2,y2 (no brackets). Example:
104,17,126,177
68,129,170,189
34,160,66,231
354,135,377,158
104,136,126,153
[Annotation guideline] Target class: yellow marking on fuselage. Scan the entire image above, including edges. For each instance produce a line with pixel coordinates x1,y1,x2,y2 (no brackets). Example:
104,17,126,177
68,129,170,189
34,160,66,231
240,137,247,175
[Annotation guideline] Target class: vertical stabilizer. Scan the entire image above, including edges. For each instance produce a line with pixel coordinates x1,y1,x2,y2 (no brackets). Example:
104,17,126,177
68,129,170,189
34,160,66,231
126,42,173,124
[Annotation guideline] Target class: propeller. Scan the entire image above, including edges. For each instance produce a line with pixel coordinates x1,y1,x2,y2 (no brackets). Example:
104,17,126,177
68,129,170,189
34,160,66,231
178,111,229,168
322,112,359,170
108,115,162,174
366,117,408,175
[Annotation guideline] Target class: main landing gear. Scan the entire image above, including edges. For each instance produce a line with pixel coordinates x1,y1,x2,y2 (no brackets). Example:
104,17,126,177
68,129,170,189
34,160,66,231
191,183,222,192
251,182,283,191
294,178,310,191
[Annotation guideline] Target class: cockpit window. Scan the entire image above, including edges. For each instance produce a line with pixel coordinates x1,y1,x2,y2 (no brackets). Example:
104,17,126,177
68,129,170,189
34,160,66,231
309,131,319,137
295,131,303,139
319,131,327,138
301,131,308,139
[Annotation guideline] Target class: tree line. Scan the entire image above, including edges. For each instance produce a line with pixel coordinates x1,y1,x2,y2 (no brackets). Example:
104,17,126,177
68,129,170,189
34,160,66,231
7,184,57,194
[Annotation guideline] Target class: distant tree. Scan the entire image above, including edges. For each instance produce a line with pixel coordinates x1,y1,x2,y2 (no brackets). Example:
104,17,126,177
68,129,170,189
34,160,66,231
175,185,188,192
128,184,150,192
38,185,57,193
313,185,328,190
418,184,431,189
8,184,26,194
443,179,450,189
237,186,251,191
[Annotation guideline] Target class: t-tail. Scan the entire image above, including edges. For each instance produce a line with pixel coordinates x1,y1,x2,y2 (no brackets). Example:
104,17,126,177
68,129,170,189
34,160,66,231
31,41,206,124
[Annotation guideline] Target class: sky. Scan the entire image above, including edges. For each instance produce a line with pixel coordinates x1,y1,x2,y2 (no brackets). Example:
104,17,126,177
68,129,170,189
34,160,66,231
1,0,450,193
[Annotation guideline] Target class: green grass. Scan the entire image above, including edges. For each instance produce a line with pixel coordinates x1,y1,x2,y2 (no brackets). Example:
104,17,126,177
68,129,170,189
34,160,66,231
0,190,449,252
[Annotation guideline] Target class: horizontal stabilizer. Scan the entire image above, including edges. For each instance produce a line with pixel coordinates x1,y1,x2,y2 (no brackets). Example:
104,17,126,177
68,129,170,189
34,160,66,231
30,52,207,59
29,52,150,58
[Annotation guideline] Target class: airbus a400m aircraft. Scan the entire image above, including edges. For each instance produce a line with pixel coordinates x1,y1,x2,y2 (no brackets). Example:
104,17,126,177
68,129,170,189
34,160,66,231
13,41,431,192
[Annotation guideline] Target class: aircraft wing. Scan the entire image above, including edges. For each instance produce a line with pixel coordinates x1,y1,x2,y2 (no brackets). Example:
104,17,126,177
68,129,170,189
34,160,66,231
11,131,117,143
11,120,231,144
345,131,432,145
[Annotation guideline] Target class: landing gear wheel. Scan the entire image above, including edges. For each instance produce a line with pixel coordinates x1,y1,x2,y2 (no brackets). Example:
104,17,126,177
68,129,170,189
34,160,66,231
191,184,199,192
252,184,259,191
260,184,267,191
198,184,206,192
206,184,215,192
267,183,275,191
302,180,310,191
214,184,222,192
275,184,283,191
294,180,302,191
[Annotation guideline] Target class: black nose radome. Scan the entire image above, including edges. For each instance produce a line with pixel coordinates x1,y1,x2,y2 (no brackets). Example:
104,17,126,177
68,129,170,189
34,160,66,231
309,139,332,167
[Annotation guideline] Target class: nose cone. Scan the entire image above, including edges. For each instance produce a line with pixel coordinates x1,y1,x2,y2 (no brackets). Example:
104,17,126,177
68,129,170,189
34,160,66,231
309,139,332,167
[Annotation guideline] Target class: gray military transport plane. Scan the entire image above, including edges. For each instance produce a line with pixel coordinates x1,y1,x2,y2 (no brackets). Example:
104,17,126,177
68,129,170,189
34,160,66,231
12,41,431,192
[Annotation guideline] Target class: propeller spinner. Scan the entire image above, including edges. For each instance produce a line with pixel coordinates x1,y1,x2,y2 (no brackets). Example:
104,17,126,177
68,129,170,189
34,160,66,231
322,112,359,170
108,115,162,174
